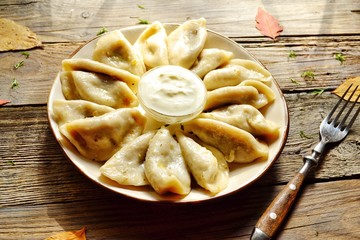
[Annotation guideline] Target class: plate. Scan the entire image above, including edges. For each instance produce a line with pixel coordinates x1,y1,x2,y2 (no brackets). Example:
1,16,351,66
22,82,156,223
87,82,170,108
48,23,289,203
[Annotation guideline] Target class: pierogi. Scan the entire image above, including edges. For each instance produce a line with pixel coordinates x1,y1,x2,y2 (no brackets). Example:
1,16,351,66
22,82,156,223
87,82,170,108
145,127,191,195
52,99,114,126
100,131,156,186
92,30,146,76
133,21,169,69
183,118,269,163
60,108,146,161
167,18,207,69
52,18,281,197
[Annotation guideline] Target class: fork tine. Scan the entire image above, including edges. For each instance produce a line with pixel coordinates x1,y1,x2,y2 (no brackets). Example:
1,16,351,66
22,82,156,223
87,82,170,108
344,88,360,131
335,84,359,127
326,83,353,123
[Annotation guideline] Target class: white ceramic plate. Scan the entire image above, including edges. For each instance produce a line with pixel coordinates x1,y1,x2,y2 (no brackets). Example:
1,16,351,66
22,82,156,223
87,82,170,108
48,24,289,203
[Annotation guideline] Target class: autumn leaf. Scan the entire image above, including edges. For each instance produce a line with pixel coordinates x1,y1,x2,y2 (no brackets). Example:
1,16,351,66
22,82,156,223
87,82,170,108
0,99,10,106
332,76,360,102
45,227,87,240
255,7,283,40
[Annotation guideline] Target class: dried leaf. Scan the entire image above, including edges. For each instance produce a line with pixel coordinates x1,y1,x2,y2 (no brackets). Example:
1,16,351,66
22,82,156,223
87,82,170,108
332,77,360,102
0,18,42,52
45,227,87,240
255,7,283,40
0,99,10,106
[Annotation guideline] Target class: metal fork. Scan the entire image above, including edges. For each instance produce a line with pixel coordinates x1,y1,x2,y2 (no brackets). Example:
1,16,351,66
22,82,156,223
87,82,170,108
251,84,360,240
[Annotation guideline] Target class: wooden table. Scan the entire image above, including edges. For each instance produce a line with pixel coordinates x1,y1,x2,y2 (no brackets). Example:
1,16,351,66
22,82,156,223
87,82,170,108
1,1,359,239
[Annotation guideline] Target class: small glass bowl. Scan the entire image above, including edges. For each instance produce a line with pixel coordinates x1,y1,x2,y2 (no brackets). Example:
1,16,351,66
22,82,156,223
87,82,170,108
137,65,207,124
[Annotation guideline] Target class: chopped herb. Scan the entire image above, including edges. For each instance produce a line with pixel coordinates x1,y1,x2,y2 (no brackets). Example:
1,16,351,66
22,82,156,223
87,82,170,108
137,4,145,9
288,50,297,59
301,70,315,81
138,18,149,24
310,88,325,96
334,53,345,64
6,160,15,166
290,78,299,84
14,60,24,70
180,124,184,131
300,130,312,139
96,27,108,36
11,78,19,89
21,51,30,58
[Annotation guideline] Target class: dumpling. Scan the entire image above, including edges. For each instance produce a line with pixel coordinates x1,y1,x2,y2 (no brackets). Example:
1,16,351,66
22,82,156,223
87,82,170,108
190,48,234,79
183,118,269,163
176,132,229,194
204,85,259,111
144,126,191,195
204,81,275,111
225,59,273,85
133,21,169,69
60,108,146,161
60,71,138,108
203,65,251,91
92,30,146,76
199,104,279,140
203,59,272,90
52,99,114,126
62,58,139,93
100,131,156,186
239,80,275,108
167,18,207,69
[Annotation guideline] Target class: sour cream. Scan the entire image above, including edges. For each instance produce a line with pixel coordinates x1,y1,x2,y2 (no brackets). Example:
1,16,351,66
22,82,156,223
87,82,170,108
138,65,207,124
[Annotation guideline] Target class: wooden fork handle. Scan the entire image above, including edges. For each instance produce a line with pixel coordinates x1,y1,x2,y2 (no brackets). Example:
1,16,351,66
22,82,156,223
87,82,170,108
251,172,305,239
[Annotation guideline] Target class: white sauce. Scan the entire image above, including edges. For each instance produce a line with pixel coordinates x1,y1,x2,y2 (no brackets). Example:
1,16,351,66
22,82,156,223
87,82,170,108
138,65,207,124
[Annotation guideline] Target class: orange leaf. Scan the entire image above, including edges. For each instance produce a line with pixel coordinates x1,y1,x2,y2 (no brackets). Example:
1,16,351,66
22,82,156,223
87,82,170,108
255,7,283,40
45,227,87,240
0,99,10,106
332,76,360,102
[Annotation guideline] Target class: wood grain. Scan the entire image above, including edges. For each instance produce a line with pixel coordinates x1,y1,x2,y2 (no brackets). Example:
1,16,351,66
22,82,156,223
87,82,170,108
1,36,360,105
255,172,305,238
0,0,359,42
0,95,359,207
0,179,359,240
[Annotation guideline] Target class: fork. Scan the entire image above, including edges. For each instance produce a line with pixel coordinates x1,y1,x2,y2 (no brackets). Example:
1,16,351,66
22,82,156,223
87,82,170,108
251,84,360,240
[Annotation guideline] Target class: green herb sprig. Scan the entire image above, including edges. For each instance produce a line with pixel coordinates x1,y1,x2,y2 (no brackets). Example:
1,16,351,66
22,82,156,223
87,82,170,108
301,70,315,81
21,51,30,58
300,130,312,139
138,18,149,24
137,4,145,9
11,78,19,89
334,53,345,64
288,50,297,59
290,78,299,84
310,88,326,96
14,60,24,70
97,27,108,36
6,160,15,166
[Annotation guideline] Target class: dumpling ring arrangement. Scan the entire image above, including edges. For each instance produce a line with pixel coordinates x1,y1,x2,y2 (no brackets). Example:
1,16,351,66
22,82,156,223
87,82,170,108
48,18,288,201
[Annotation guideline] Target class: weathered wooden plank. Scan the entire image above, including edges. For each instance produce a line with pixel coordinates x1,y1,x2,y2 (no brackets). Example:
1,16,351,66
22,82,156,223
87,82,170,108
0,179,359,239
0,93,359,207
1,36,359,106
0,42,82,105
0,0,359,42
242,36,360,91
